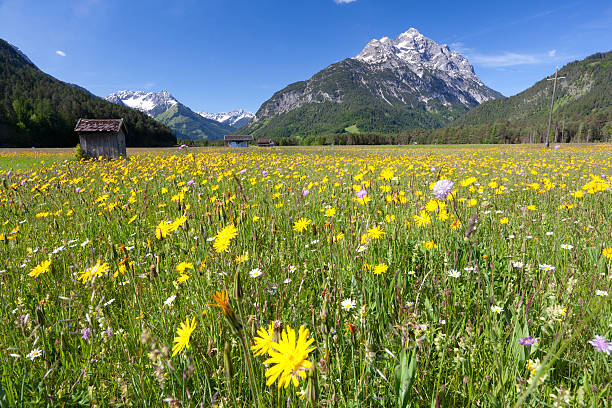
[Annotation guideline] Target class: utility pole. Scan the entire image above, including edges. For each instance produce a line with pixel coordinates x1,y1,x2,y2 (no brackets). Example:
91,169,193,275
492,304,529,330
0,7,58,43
545,67,566,148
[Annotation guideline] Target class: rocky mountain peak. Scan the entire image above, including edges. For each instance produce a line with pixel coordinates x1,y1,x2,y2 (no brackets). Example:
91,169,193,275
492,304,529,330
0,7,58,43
355,28,479,82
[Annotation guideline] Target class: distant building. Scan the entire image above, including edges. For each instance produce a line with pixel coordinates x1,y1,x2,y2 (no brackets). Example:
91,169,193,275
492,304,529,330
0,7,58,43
257,138,274,147
74,119,127,159
224,135,253,147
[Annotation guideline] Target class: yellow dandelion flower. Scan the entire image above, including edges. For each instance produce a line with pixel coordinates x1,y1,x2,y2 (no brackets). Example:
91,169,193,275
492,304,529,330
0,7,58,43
460,177,477,187
379,168,394,181
172,317,196,357
264,326,315,389
367,225,385,240
373,263,389,275
175,262,194,273
78,261,110,284
293,218,312,232
251,324,274,357
176,274,191,284
413,210,432,227
155,221,173,239
235,254,249,264
29,260,51,278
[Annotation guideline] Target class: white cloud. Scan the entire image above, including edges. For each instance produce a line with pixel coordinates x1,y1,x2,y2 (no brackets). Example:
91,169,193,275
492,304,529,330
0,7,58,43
470,52,540,67
56,50,66,57
334,0,357,4
548,49,557,57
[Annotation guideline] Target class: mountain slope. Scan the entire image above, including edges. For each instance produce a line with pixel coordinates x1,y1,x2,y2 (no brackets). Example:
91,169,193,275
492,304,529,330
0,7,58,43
106,90,234,140
154,103,234,140
106,90,179,117
242,28,502,138
197,109,254,129
454,51,612,129
0,39,175,147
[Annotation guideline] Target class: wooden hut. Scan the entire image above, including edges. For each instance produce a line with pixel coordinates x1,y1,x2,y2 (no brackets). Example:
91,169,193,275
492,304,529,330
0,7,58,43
257,138,274,147
74,119,127,159
224,135,253,147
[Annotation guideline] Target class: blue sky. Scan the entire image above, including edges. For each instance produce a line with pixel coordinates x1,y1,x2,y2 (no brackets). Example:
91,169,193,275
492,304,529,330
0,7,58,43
1,0,611,113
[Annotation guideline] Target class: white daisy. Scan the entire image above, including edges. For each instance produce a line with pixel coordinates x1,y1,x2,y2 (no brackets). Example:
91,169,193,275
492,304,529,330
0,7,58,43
447,270,461,278
491,305,504,314
26,348,42,360
341,298,356,311
249,268,262,278
164,294,176,306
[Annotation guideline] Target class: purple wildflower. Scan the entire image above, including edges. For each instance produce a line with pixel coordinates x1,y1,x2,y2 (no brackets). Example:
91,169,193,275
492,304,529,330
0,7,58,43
554,144,561,150
81,327,91,341
518,336,537,346
262,170,268,176
239,169,247,174
432,179,454,201
588,335,612,354
355,189,368,199
75,187,82,193
105,327,114,338
302,189,309,197
186,179,195,186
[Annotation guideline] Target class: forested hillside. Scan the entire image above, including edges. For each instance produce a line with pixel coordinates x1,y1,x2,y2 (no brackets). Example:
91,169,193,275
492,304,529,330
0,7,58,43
0,39,175,147
449,51,612,143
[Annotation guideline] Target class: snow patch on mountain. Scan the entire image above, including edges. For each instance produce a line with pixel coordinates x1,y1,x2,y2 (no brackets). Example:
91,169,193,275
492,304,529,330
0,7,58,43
355,27,478,81
197,109,254,128
105,90,179,117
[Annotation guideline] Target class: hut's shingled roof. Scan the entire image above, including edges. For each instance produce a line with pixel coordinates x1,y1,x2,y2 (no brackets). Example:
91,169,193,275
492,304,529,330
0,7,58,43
75,119,126,133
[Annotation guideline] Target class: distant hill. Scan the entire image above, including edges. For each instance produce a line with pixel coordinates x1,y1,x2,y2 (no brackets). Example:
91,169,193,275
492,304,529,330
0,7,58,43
0,39,175,147
241,28,502,139
154,103,234,140
450,51,612,142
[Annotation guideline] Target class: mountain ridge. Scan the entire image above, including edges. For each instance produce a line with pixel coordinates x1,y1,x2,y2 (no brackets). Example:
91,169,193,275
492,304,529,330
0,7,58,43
242,27,502,138
197,109,254,129
105,90,249,139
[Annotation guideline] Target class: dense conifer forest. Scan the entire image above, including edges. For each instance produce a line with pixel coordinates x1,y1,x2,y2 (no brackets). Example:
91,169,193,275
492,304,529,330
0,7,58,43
0,39,175,147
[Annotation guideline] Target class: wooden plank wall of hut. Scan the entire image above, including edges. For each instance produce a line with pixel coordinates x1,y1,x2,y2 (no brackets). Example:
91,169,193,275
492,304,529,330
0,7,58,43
80,133,121,159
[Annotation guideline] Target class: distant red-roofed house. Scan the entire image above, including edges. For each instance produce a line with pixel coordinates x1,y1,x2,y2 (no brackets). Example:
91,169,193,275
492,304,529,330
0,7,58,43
257,138,274,147
74,118,127,159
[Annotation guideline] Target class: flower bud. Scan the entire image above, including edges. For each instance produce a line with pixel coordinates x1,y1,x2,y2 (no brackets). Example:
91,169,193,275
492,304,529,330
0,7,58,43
223,342,234,381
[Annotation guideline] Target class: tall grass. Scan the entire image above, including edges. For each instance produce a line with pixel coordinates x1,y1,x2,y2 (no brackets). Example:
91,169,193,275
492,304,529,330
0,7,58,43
0,144,610,407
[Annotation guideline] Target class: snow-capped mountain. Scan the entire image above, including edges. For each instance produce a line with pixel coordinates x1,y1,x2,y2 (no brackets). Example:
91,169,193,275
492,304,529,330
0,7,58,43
105,90,234,141
197,109,254,129
243,28,502,137
354,27,492,103
105,90,179,118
